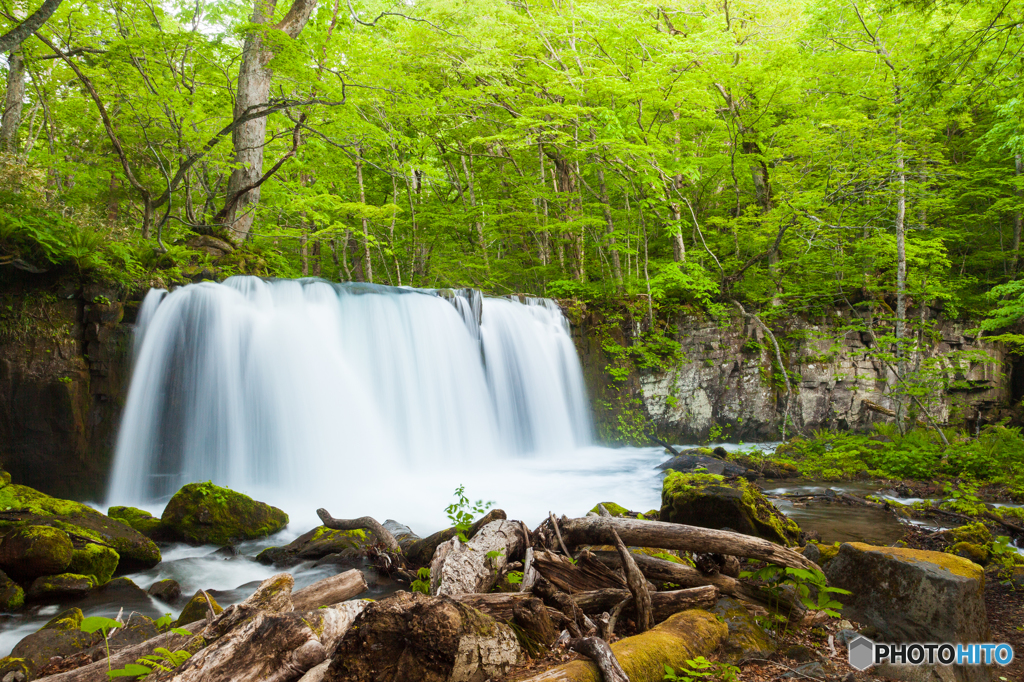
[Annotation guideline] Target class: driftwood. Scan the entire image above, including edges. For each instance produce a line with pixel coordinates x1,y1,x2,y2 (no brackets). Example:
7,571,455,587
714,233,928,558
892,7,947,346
149,600,368,682
593,551,806,619
572,585,719,622
453,592,566,625
291,569,367,612
37,574,297,682
514,597,559,649
521,546,539,593
533,549,626,593
554,516,817,571
567,637,629,682
612,529,652,633
316,509,401,554
535,577,596,638
405,508,508,565
431,519,526,596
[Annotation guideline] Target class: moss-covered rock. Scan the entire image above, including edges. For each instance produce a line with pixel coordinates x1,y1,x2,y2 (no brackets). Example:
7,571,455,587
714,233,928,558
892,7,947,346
256,526,368,566
160,482,288,546
588,502,629,517
148,578,182,603
0,484,160,571
6,607,99,678
0,656,30,681
951,522,993,547
950,542,989,565
824,543,988,656
174,590,223,627
660,472,800,546
0,525,74,581
26,573,96,602
0,568,24,611
711,596,776,664
325,591,523,682
107,506,162,538
67,543,119,585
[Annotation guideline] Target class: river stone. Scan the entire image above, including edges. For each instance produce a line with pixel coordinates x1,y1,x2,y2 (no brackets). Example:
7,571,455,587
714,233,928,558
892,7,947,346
324,591,524,682
174,590,223,627
106,506,162,539
0,569,24,611
657,452,753,479
0,484,160,572
0,526,73,581
4,608,99,678
160,482,288,546
148,578,182,603
26,573,96,602
67,543,119,585
710,597,776,664
660,472,801,546
106,613,159,649
825,543,989,682
256,526,370,566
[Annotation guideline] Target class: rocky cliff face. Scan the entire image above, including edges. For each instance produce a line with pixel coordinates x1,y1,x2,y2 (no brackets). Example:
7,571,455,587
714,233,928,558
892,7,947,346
0,273,132,499
572,305,1014,444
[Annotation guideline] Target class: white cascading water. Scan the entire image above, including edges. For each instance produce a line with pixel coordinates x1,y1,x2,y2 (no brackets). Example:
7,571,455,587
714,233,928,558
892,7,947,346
108,276,594,517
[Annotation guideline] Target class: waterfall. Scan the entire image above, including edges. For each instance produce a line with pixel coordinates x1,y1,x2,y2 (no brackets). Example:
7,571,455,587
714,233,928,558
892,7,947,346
107,276,592,505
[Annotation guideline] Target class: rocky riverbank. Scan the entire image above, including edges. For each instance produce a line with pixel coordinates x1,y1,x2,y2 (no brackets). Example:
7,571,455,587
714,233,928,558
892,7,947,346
0,468,1018,682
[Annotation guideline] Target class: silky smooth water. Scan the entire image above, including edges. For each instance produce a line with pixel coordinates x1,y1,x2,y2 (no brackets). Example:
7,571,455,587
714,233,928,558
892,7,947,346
108,277,592,507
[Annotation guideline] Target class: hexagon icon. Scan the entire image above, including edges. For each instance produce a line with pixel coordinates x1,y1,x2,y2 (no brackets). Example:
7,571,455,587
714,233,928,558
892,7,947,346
848,636,875,671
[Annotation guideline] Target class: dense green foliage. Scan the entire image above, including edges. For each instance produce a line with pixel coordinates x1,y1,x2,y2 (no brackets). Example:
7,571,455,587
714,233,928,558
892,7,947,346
0,0,1021,323
771,423,1024,495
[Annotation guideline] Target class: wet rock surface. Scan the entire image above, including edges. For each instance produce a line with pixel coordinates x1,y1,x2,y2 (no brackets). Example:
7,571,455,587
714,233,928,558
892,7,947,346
160,482,288,546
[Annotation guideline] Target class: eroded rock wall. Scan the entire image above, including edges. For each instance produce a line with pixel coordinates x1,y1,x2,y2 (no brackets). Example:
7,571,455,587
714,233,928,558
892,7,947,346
572,306,1013,444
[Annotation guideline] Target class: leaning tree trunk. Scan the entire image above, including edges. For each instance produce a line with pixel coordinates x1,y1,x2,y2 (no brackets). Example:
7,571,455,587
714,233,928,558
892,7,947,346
1,48,26,154
223,0,316,244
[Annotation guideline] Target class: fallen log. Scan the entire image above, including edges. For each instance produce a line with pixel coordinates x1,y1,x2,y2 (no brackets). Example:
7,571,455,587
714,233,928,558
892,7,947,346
567,637,628,682
149,600,368,682
571,585,718,622
431,519,525,596
612,529,652,633
317,509,401,554
37,573,297,682
555,516,817,571
535,577,596,637
519,609,728,682
593,551,806,619
292,569,367,612
533,549,626,593
453,592,565,624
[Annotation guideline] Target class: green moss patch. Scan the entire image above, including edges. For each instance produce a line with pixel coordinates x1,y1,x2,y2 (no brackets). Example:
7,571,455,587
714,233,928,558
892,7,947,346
107,506,162,538
589,502,629,517
68,543,119,585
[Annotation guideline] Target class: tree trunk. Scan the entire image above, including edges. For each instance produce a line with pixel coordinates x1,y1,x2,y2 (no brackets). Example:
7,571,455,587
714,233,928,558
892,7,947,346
571,585,718,623
893,98,908,434
223,0,317,244
1,48,25,154
532,550,626,594
291,568,367,612
355,150,372,282
1014,153,1022,273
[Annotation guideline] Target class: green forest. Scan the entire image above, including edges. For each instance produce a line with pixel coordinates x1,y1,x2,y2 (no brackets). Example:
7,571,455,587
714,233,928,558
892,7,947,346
0,0,1021,324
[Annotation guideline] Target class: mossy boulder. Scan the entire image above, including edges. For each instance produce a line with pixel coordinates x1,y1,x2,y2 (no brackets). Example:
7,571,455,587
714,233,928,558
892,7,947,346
174,590,223,627
951,522,993,547
824,543,988,655
0,525,73,581
0,484,160,572
256,526,369,566
711,596,776,664
0,568,24,611
588,502,629,517
950,542,989,565
660,472,800,546
160,482,288,546
67,543,119,585
107,506,162,539
325,591,523,682
5,608,99,678
148,578,182,603
26,573,97,602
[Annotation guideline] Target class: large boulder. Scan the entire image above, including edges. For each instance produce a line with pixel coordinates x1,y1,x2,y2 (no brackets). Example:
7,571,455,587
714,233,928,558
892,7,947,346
825,543,989,682
325,591,524,682
0,568,24,610
0,608,99,679
26,573,97,602
0,484,160,571
0,526,73,581
256,526,369,566
160,482,288,546
660,472,800,546
658,451,753,478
